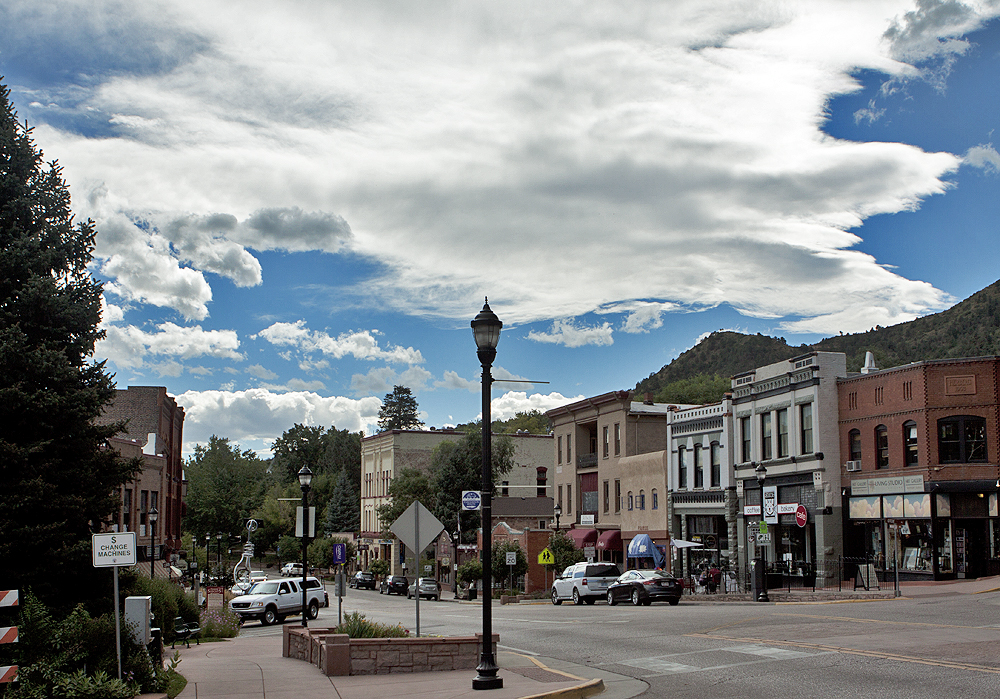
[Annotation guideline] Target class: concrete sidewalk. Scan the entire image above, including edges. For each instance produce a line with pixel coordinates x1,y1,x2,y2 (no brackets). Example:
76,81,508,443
174,632,646,699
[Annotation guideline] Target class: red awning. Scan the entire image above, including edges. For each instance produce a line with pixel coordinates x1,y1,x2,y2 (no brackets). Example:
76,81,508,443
596,529,622,551
566,528,598,548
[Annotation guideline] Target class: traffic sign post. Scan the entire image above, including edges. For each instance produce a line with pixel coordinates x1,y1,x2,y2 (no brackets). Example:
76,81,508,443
461,491,482,511
93,532,137,681
390,501,445,639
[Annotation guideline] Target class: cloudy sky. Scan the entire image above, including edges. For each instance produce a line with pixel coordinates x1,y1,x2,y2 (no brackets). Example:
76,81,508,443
2,0,999,456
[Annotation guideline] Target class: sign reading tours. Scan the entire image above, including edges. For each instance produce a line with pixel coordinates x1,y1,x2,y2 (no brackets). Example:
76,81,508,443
92,532,137,568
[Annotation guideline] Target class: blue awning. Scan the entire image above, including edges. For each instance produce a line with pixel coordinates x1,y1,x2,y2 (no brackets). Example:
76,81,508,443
627,534,664,569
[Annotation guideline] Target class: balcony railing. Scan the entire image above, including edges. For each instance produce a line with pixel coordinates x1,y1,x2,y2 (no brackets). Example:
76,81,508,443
577,452,598,469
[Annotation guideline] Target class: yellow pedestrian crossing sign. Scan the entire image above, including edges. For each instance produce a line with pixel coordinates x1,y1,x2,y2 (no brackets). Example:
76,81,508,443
538,548,555,565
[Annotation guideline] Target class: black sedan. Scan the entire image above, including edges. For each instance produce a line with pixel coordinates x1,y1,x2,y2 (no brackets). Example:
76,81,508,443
349,571,376,590
379,575,409,595
606,569,682,606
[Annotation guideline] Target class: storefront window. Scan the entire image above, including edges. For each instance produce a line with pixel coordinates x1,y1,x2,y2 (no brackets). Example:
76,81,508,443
899,521,933,572
936,521,953,573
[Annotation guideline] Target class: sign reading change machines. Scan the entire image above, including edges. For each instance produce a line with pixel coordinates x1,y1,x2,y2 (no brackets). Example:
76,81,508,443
92,532,137,567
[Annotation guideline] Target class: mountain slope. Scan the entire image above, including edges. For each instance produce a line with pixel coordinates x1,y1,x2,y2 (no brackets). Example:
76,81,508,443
635,279,1000,396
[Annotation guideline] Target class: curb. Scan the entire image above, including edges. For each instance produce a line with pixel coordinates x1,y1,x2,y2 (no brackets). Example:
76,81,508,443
520,678,604,699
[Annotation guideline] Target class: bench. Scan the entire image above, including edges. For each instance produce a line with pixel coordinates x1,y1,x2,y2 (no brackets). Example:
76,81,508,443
172,616,201,649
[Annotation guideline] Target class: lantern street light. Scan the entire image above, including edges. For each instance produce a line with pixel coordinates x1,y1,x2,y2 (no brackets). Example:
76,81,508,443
553,503,561,533
471,298,503,690
298,465,314,628
755,463,769,603
148,507,158,579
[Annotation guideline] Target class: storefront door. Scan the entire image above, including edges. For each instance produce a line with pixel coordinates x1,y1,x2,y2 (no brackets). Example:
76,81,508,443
956,522,989,579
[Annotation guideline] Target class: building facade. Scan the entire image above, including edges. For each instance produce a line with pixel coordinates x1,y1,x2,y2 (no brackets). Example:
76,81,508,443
667,398,737,579
839,356,1000,580
359,428,553,575
97,386,186,568
732,352,845,585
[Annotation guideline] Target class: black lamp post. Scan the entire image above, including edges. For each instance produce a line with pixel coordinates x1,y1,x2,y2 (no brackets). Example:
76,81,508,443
471,298,503,690
148,506,158,579
755,463,769,603
553,503,561,533
452,529,461,596
298,465,313,628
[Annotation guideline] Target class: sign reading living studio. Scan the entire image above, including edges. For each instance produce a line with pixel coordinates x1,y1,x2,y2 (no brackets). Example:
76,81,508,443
851,475,924,496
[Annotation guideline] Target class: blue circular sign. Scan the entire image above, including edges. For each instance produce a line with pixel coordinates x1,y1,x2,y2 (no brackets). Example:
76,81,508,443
462,491,482,510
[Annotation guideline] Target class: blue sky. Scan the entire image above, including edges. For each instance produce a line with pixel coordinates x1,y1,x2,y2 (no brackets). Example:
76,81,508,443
2,1,998,456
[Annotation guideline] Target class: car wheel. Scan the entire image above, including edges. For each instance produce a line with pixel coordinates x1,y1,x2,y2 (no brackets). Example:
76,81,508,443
668,597,680,606
631,589,642,606
308,600,319,619
551,588,562,605
585,597,596,605
572,588,583,605
607,590,617,606
262,607,278,625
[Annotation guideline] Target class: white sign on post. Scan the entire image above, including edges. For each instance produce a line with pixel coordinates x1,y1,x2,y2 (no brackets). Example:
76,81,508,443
506,552,517,566
92,532,137,567
461,491,482,511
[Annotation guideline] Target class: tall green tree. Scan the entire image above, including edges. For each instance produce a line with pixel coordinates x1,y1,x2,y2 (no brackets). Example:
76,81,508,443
271,423,328,482
431,428,515,543
377,385,423,431
0,83,138,611
548,531,585,573
184,436,270,539
325,470,360,534
375,467,435,531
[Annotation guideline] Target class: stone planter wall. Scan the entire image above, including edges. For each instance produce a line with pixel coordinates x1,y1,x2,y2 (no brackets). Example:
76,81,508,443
283,626,497,676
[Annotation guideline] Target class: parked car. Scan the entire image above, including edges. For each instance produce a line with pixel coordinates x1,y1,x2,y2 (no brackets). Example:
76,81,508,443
407,578,441,600
606,569,682,606
379,575,409,595
228,576,326,625
551,562,621,605
280,562,304,577
349,571,377,590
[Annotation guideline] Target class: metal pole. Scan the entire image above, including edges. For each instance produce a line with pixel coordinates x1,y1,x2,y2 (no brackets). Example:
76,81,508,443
473,361,502,690
301,484,309,628
114,566,122,680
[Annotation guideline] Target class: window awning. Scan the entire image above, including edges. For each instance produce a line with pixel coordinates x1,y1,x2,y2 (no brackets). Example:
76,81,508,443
566,528,598,548
596,529,622,551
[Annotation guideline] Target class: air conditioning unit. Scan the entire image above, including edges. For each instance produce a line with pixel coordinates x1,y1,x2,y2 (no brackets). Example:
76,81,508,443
845,460,861,472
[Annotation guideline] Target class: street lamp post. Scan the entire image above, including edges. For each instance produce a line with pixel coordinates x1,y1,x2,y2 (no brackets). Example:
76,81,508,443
452,530,461,597
471,298,503,691
148,506,158,579
755,463,769,603
298,466,313,628
553,503,561,533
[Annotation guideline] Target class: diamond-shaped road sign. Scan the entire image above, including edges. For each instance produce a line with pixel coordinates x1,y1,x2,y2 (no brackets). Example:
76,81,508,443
390,501,445,554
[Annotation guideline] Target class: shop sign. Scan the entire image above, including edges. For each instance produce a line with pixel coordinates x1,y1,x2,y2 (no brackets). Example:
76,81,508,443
850,475,924,496
776,503,799,515
795,504,808,528
763,486,778,524
743,505,762,516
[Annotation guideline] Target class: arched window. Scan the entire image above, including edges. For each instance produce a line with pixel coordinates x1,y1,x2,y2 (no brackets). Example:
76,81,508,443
875,425,888,469
694,444,704,488
678,446,687,489
652,489,658,510
938,416,987,463
627,491,634,511
849,429,862,463
639,490,645,510
710,442,721,488
903,421,918,466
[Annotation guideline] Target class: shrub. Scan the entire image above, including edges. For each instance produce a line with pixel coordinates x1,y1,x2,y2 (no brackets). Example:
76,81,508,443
199,607,241,639
7,593,167,698
457,559,482,585
119,568,200,644
333,611,408,638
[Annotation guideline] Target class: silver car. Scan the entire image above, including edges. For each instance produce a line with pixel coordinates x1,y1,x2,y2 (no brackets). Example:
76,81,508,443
407,577,441,600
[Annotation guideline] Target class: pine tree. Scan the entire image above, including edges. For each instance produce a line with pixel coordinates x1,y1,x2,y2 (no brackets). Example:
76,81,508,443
377,385,423,431
324,470,360,534
0,82,138,612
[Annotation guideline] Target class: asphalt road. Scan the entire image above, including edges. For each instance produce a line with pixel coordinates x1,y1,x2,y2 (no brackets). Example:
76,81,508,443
240,585,1000,698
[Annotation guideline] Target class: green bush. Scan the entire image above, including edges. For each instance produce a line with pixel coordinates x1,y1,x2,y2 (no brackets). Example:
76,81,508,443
457,559,482,585
333,611,408,638
199,607,241,639
119,568,199,644
6,593,168,698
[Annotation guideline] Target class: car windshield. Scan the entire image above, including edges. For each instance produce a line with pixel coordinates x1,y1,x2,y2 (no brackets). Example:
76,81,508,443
637,570,673,580
251,582,280,595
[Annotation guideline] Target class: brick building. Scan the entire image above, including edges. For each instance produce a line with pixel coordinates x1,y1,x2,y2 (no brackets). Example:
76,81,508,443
97,386,186,569
839,356,1000,580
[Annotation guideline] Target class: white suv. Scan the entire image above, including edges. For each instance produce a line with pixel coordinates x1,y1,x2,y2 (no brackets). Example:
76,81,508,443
229,576,326,625
551,563,621,605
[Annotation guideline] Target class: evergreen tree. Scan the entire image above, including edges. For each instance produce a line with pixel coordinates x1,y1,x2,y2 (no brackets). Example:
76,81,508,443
377,385,423,431
0,83,138,612
325,470,360,533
